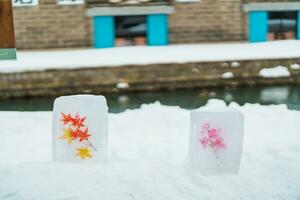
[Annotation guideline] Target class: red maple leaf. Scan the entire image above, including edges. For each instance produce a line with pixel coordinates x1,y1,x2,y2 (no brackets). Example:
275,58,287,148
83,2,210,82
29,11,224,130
60,112,73,125
69,128,79,140
71,113,86,128
60,112,86,128
77,128,91,142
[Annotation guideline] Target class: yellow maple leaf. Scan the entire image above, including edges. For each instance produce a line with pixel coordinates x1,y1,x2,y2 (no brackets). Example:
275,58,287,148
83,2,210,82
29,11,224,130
59,128,73,144
76,147,92,159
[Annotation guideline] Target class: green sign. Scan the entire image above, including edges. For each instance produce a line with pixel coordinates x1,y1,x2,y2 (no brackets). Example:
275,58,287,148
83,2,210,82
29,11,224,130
0,48,16,60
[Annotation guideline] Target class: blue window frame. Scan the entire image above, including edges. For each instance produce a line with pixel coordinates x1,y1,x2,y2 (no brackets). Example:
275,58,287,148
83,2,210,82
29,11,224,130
93,14,170,48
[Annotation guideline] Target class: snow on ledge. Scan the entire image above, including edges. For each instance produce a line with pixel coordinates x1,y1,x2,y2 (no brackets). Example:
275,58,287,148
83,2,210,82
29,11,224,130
290,63,300,70
222,72,234,79
259,66,291,78
116,82,130,89
1,40,300,73
230,61,240,68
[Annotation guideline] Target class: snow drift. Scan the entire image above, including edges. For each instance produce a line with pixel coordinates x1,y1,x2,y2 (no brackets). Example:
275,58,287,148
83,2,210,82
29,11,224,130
0,100,299,200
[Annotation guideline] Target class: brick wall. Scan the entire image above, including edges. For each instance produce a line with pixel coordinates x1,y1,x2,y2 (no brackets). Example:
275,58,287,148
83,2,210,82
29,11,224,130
13,0,249,49
13,0,92,49
169,0,247,43
13,0,298,49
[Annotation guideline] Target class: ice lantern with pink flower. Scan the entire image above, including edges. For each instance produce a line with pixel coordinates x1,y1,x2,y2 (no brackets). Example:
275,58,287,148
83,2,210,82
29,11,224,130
189,110,244,175
52,95,108,162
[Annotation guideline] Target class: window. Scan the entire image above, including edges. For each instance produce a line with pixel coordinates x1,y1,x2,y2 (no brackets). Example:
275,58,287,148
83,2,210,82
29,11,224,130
115,16,147,46
268,11,297,40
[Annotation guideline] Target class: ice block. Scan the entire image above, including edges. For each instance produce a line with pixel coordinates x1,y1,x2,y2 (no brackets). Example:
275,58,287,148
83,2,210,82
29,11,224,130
52,95,108,162
189,110,244,175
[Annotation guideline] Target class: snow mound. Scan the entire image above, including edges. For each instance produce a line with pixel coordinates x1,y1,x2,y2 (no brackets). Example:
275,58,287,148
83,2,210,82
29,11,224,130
222,72,234,79
259,66,290,78
290,63,300,70
0,99,299,200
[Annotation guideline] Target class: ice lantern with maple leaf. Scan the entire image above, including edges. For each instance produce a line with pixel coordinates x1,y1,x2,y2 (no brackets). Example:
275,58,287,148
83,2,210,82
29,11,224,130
52,95,108,162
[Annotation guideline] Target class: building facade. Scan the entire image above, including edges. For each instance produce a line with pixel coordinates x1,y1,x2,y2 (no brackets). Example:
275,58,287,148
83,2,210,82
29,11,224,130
11,0,300,49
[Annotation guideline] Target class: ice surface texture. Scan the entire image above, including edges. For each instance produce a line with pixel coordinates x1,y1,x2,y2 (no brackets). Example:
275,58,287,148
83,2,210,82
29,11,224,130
189,110,244,175
52,95,108,162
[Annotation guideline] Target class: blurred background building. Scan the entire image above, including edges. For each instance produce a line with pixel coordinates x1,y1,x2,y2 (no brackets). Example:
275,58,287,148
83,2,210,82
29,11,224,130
11,0,300,49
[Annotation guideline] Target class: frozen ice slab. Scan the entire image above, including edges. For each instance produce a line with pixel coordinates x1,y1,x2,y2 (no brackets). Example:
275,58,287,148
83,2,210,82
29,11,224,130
189,110,244,175
52,95,108,162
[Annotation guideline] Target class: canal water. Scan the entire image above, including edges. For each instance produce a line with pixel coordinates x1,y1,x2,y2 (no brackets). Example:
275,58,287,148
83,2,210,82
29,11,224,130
0,85,299,113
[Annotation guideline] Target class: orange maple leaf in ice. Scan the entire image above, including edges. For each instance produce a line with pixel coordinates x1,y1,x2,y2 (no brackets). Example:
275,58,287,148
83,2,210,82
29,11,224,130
60,112,87,128
76,128,91,142
71,113,87,128
60,112,73,125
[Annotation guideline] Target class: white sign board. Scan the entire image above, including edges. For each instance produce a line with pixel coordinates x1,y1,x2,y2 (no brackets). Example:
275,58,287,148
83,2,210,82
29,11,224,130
58,0,84,5
13,0,38,7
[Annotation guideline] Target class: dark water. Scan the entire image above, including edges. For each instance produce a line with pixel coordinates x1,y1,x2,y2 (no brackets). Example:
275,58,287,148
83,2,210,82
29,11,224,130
0,85,299,113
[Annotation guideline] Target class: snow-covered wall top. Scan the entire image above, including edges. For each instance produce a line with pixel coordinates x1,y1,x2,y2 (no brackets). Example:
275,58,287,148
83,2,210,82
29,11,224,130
1,41,300,73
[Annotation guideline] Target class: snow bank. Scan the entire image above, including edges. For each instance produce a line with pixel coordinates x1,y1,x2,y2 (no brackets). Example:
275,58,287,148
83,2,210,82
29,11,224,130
259,66,290,78
0,100,300,200
1,40,300,73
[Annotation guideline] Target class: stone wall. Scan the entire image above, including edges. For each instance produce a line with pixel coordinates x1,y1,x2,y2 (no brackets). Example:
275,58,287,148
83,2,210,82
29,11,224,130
0,58,299,99
13,0,92,49
169,0,247,43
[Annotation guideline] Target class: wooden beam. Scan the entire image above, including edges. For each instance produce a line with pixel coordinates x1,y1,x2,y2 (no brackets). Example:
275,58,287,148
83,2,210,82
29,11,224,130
0,0,15,48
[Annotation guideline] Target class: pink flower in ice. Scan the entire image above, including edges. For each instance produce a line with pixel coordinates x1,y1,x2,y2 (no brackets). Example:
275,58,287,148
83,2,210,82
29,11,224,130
200,136,209,148
199,123,226,154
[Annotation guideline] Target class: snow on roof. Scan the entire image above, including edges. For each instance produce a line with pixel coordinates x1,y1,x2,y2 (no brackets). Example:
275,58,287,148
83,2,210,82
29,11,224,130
0,40,300,73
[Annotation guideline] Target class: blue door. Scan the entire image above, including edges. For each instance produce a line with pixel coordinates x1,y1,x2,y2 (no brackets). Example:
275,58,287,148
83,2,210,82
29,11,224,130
93,16,115,48
147,14,169,46
249,11,268,42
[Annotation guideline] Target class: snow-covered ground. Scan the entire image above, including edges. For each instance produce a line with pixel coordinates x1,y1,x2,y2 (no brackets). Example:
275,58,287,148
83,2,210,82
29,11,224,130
0,99,299,200
1,40,300,73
